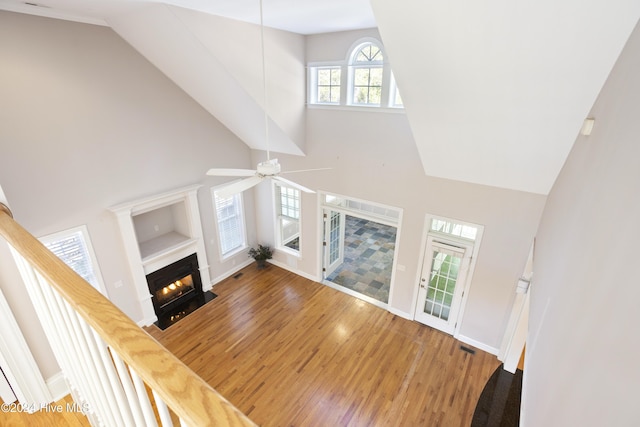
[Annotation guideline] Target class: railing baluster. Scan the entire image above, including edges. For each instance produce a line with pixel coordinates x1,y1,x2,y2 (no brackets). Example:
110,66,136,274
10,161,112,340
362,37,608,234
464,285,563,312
9,248,91,409
92,330,137,426
110,349,148,426
56,290,112,425
36,274,94,414
79,318,126,426
130,368,159,427
0,211,255,426
152,389,174,426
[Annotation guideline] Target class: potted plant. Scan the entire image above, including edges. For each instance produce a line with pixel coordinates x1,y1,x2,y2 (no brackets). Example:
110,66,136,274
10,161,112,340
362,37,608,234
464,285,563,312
248,244,273,269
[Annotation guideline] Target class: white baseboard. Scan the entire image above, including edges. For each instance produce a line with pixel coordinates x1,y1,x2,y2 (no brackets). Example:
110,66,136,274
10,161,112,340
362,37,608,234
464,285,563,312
136,315,158,328
456,334,500,356
267,259,321,283
46,372,69,402
210,259,254,287
268,260,417,322
388,307,413,320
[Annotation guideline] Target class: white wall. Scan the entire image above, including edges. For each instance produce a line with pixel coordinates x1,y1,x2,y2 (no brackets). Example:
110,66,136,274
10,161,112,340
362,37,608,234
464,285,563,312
0,11,254,378
108,4,306,156
371,0,640,195
0,12,547,383
255,29,546,351
524,20,640,426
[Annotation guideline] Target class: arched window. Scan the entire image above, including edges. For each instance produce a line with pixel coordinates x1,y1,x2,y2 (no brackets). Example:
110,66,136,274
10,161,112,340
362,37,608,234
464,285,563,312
307,37,403,109
349,41,384,106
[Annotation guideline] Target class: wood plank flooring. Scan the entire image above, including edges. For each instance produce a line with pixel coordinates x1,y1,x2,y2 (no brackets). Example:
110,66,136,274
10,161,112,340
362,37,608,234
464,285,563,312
146,264,500,426
0,395,90,427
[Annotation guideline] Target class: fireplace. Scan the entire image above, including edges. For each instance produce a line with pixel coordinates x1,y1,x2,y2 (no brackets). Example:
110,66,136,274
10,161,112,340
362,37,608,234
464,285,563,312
146,253,212,329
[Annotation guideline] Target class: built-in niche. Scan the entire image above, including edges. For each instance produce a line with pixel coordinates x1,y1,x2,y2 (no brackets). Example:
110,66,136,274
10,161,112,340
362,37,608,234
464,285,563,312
110,185,212,326
133,201,192,262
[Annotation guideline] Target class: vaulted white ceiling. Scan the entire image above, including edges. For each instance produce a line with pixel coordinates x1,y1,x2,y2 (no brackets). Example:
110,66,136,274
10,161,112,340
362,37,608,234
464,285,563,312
372,0,640,194
1,0,639,194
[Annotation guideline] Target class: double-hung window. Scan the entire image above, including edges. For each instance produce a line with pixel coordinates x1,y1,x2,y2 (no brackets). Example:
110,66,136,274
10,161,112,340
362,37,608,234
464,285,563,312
274,183,301,254
39,225,107,296
212,188,247,258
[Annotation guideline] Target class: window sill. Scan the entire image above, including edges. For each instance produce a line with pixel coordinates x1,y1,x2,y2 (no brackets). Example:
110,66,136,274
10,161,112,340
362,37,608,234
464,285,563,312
307,104,405,114
276,246,302,258
220,245,248,262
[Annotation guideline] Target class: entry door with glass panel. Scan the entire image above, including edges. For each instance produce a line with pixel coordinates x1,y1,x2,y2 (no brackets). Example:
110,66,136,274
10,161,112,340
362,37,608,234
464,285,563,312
415,237,472,334
323,209,345,277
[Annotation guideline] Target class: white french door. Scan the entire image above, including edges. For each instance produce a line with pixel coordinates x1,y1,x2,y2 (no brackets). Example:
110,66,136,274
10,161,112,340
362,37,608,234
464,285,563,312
323,209,345,277
415,236,472,334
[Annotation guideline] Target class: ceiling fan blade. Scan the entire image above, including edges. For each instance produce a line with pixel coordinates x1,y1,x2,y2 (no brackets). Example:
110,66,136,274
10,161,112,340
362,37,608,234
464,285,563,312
206,168,257,177
280,167,332,174
273,176,315,194
215,176,264,198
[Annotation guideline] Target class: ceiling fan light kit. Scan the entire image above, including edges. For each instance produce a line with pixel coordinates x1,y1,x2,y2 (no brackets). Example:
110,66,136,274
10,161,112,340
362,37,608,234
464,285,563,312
256,158,281,176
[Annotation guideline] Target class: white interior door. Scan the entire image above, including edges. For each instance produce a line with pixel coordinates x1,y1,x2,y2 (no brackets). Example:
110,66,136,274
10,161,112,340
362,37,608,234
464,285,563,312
415,236,472,334
323,209,345,278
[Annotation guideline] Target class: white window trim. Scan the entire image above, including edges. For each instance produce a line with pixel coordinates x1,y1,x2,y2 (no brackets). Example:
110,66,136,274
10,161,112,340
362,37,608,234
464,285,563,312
307,37,404,111
347,39,386,107
211,184,248,261
318,190,404,309
412,213,485,340
389,72,404,109
308,64,342,106
39,224,108,296
273,182,302,258
428,215,482,242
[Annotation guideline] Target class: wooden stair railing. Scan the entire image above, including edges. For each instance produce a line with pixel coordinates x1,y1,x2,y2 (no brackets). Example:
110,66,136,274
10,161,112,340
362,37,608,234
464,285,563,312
0,205,255,427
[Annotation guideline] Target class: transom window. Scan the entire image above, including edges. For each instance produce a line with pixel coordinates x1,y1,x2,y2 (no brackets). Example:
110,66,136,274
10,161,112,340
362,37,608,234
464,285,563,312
430,218,478,241
274,183,301,254
212,187,247,258
308,37,403,110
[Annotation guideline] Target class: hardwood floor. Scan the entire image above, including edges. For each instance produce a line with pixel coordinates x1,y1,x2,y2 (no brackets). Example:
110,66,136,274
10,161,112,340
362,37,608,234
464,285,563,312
0,395,90,427
146,264,500,426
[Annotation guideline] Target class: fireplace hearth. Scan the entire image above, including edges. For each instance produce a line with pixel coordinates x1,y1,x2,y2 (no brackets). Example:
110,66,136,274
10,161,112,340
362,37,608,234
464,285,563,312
146,253,215,329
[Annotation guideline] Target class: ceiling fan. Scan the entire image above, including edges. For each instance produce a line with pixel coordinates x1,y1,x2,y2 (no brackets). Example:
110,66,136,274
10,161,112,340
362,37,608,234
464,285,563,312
206,0,327,198
207,159,329,198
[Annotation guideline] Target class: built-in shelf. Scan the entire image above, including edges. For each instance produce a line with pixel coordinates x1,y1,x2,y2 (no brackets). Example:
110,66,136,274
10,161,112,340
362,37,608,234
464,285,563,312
110,184,211,326
139,232,196,264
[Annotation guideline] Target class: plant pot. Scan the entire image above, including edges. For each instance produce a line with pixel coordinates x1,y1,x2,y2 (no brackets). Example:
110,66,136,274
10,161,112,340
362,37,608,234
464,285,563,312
256,259,267,269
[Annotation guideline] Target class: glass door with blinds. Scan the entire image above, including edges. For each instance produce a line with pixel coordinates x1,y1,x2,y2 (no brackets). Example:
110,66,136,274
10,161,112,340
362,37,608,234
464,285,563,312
415,236,472,334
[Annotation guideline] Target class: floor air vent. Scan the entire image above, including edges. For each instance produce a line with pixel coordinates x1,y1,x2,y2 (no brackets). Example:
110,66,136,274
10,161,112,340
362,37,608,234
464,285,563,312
460,345,476,355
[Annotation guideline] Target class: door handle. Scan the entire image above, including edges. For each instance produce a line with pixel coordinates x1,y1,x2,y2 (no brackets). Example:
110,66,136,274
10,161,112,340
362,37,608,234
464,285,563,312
420,278,426,288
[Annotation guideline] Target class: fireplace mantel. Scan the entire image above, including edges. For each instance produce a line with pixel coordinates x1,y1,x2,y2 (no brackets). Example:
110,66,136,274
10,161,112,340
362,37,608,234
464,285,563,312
110,184,211,326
